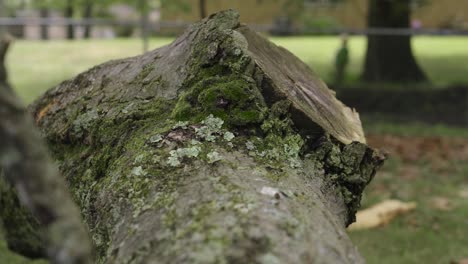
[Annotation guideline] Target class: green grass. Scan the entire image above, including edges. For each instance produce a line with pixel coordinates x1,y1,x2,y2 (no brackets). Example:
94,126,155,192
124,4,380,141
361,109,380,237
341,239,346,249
363,119,468,138
272,36,468,87
349,158,468,264
6,36,468,103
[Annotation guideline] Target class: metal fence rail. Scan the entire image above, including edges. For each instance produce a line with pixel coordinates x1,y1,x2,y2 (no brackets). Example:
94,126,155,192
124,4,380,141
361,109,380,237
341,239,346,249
1,17,468,36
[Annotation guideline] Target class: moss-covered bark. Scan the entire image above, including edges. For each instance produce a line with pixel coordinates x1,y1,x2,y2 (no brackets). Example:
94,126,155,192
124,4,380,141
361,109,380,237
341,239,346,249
1,10,384,263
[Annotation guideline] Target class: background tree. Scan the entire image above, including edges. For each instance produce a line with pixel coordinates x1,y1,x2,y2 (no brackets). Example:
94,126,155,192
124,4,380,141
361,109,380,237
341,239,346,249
362,0,427,83
199,0,207,19
64,0,75,39
82,0,93,38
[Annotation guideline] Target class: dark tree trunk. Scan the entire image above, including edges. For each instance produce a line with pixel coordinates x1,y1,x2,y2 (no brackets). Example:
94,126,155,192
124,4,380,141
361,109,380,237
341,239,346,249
1,11,384,263
0,0,11,91
65,0,75,40
0,37,10,90
139,0,149,53
362,0,427,83
82,1,93,39
199,0,207,19
39,8,49,40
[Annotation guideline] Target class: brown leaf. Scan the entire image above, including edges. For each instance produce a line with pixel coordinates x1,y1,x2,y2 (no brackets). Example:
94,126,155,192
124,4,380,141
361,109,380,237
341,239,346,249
348,200,417,231
430,197,454,211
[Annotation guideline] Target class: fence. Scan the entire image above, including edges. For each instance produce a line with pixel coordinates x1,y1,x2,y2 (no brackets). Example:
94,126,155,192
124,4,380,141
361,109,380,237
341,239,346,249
1,17,468,37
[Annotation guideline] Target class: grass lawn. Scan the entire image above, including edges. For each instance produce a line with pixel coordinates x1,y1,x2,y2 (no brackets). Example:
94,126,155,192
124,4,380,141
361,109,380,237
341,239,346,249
2,36,468,263
349,156,468,264
6,36,468,103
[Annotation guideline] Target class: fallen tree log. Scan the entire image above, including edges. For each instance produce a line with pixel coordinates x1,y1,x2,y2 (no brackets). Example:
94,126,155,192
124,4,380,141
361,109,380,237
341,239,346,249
2,10,384,263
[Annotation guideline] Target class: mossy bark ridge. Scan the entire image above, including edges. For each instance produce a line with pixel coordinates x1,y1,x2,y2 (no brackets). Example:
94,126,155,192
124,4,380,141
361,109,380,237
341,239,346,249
5,10,384,263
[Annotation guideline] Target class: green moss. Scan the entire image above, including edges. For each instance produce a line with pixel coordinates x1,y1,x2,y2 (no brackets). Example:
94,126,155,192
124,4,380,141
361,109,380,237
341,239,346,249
306,135,383,225
0,176,45,259
242,101,305,172
173,76,266,126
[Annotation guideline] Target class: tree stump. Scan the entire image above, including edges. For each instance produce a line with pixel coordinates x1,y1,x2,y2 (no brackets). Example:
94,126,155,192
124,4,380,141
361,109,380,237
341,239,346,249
1,10,384,263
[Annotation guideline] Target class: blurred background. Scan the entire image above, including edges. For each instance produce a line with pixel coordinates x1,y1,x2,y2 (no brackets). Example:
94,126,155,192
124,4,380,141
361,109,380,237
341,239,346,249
0,0,467,263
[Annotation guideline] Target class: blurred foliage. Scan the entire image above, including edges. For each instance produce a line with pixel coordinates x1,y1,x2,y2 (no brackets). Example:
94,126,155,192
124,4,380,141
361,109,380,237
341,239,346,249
3,0,191,18
300,14,340,32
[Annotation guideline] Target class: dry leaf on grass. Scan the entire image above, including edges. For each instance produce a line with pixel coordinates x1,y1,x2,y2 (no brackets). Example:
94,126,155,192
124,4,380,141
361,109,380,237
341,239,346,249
348,200,417,231
450,259,468,264
430,196,455,211
459,187,468,199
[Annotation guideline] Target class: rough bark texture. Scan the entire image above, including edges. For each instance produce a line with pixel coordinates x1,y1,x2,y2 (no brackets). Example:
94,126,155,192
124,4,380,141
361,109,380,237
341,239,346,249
362,0,427,83
2,10,384,263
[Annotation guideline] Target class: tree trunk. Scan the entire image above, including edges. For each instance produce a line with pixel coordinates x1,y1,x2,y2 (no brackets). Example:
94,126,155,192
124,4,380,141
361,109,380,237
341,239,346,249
82,1,93,39
2,11,384,263
199,0,207,19
139,0,149,53
39,8,49,40
0,37,12,93
65,0,75,40
362,0,427,83
0,0,12,92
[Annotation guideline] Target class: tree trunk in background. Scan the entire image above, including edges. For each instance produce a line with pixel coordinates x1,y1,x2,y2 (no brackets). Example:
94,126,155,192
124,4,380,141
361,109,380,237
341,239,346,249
0,0,10,90
65,0,75,40
1,11,384,263
0,38,10,90
139,0,149,53
39,8,49,40
82,0,93,39
199,0,207,19
362,0,427,83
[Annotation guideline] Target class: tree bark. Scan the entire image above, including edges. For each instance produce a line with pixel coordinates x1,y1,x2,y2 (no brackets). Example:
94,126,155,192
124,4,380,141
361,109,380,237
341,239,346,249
2,11,384,263
65,0,75,40
82,0,93,39
362,0,427,83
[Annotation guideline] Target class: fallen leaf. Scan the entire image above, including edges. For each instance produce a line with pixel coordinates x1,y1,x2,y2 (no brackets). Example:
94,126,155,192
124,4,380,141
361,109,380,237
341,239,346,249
348,199,417,231
451,259,468,264
459,187,468,199
430,196,454,211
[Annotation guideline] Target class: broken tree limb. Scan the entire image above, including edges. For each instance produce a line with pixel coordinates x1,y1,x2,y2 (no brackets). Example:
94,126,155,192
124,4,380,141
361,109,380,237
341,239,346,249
0,35,13,93
0,38,93,263
2,10,384,263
